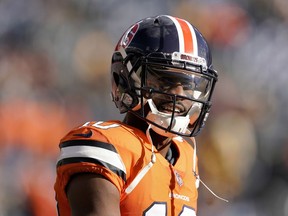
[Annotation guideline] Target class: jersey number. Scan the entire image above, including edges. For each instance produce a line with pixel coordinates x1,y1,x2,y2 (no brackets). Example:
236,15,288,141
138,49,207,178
92,121,120,129
144,203,196,216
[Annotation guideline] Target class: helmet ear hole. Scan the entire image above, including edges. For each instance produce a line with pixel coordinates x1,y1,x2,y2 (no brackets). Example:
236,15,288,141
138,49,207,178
114,71,129,90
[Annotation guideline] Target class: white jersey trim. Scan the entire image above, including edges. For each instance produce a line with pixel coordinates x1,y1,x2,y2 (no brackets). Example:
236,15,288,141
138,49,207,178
58,145,127,174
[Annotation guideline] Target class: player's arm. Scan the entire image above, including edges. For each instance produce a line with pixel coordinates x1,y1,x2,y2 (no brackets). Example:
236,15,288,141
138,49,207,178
67,173,121,216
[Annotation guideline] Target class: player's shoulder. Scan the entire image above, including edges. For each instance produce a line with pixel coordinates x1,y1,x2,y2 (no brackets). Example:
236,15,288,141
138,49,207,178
61,120,120,140
55,121,137,194
60,120,146,150
56,120,147,179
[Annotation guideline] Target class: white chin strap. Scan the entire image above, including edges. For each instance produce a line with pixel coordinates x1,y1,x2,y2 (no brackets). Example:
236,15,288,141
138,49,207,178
146,99,201,137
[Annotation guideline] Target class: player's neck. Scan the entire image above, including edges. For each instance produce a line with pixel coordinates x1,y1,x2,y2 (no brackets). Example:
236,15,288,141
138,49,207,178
123,112,173,159
149,130,172,158
122,112,148,133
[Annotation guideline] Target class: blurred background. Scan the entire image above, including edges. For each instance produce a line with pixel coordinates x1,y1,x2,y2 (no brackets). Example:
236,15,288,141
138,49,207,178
0,0,287,215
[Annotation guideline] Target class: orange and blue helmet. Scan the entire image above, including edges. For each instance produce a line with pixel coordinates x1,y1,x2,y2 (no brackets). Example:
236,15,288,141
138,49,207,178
111,15,218,137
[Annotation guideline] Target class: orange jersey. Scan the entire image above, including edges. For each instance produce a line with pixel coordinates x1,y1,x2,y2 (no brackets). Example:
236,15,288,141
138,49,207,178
54,120,199,216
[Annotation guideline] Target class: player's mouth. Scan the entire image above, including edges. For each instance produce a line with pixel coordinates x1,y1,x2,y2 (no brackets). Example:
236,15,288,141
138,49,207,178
159,102,186,115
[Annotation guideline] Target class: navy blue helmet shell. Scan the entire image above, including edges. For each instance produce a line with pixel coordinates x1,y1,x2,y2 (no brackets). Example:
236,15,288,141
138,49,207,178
111,15,218,137
115,15,212,68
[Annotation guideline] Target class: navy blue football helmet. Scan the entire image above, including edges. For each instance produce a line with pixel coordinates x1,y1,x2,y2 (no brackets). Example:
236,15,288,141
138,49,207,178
111,15,218,137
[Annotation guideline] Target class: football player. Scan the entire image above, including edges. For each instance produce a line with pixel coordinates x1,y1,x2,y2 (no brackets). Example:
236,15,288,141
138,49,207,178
54,15,218,216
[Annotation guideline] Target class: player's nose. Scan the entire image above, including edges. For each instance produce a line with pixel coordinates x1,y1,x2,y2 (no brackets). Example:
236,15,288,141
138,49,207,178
168,83,186,96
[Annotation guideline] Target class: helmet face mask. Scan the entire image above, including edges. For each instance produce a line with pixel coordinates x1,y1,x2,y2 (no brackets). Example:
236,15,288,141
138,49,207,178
111,15,218,137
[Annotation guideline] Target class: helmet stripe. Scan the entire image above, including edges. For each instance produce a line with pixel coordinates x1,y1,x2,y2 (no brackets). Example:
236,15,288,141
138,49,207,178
166,15,197,55
175,18,194,53
185,20,198,56
165,15,184,52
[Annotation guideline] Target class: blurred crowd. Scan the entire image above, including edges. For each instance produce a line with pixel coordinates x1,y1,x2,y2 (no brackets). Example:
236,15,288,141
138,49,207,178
0,0,287,215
